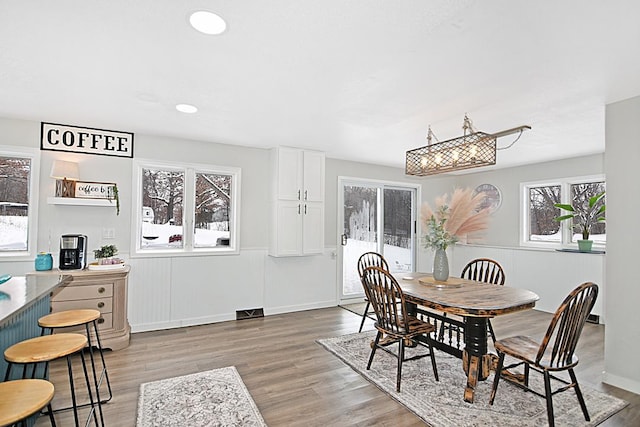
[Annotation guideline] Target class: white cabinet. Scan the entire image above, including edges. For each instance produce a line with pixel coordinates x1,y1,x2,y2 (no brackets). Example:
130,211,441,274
270,147,325,256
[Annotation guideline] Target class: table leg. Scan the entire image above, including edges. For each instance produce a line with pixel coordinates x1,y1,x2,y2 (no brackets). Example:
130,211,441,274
462,317,491,403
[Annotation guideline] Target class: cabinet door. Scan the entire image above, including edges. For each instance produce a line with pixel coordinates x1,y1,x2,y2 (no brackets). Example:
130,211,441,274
276,147,303,201
302,202,324,254
274,201,303,256
303,151,325,202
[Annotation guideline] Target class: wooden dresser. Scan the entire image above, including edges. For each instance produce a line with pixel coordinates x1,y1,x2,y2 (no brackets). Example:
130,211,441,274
29,266,131,350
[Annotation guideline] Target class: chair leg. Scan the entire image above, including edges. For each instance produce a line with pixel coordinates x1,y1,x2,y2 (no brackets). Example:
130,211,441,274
366,331,382,370
489,352,505,405
428,339,439,381
358,302,370,333
487,319,497,343
569,368,591,421
543,370,555,427
396,337,405,392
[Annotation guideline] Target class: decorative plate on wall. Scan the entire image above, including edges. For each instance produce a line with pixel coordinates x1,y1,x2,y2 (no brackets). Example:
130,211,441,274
474,183,502,214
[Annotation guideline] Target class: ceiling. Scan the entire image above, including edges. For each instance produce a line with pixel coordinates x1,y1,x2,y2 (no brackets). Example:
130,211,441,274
1,1,639,172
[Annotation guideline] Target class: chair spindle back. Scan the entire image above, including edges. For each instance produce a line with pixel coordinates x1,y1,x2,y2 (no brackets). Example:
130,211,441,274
536,282,598,368
461,258,506,285
362,266,410,335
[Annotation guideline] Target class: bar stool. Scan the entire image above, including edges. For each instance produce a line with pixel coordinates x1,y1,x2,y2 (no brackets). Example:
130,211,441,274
0,379,57,427
39,309,112,420
4,333,98,427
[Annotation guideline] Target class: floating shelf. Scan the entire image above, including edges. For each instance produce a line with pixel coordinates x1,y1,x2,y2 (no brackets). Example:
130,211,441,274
47,197,115,207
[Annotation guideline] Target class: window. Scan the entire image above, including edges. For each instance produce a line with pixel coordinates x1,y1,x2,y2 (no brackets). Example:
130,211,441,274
134,160,240,256
521,176,605,248
0,147,39,257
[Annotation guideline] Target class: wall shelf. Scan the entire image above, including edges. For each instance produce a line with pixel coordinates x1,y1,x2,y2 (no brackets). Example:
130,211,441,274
47,197,115,207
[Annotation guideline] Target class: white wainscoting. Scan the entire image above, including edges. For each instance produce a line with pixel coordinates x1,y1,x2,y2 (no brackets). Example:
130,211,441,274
128,249,338,332
450,245,605,322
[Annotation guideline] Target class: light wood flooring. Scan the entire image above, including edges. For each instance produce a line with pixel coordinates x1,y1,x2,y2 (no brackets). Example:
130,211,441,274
37,306,639,426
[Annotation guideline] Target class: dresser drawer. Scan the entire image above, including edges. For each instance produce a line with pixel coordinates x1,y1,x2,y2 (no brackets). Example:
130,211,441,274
53,283,114,301
51,297,113,314
52,312,113,334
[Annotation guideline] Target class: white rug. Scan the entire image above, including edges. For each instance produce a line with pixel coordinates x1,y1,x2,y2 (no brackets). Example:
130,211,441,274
318,332,628,427
137,366,267,427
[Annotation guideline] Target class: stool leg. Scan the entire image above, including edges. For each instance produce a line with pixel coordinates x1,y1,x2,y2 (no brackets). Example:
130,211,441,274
46,403,57,427
65,354,81,427
84,323,105,427
78,349,99,427
91,320,113,404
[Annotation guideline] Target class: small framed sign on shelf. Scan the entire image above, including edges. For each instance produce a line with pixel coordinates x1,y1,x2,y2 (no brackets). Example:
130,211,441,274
74,181,117,200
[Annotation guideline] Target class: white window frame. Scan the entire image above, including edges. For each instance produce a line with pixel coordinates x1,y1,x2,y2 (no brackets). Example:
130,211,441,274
0,146,40,259
520,174,605,249
131,158,241,257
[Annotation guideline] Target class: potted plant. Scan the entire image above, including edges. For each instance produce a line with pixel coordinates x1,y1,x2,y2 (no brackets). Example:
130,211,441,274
422,188,491,281
554,191,605,251
93,244,120,265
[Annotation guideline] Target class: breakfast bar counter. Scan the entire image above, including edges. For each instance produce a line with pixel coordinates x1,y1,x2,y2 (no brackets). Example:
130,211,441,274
0,274,71,379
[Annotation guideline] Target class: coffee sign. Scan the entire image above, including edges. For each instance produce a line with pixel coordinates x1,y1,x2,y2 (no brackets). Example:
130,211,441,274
75,181,116,199
41,122,134,158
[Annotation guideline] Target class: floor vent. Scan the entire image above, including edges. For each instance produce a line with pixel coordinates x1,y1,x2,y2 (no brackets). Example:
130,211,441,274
586,314,600,324
236,308,264,320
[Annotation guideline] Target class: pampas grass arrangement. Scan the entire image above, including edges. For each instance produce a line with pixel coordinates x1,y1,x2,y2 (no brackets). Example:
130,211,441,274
421,188,491,250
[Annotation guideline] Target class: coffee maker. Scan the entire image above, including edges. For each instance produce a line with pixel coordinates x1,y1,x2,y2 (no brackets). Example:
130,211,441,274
59,234,88,270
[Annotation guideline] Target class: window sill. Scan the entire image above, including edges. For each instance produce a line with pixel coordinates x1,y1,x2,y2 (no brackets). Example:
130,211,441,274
556,248,606,254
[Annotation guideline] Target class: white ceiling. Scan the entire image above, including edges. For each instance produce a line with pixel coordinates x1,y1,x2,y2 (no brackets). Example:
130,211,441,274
1,1,639,171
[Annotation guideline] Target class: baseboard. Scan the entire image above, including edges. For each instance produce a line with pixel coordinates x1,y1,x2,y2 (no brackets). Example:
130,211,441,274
603,371,640,395
265,300,336,316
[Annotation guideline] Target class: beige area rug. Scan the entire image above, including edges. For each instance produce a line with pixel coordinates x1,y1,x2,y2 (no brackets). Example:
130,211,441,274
318,332,627,427
136,366,267,427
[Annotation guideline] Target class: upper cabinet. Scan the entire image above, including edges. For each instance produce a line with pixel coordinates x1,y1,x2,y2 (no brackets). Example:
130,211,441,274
273,147,324,202
270,147,325,256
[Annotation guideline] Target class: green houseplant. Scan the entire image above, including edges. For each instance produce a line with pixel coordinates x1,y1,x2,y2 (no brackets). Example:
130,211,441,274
554,191,605,251
93,244,119,265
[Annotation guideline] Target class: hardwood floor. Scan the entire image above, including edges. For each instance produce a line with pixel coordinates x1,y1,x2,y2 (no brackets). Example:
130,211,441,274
37,306,639,426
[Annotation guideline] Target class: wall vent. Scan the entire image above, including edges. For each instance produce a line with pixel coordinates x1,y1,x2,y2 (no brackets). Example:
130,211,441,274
236,308,264,320
586,314,600,324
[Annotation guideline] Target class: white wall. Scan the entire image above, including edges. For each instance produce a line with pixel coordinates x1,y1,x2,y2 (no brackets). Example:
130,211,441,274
603,95,640,394
0,115,614,361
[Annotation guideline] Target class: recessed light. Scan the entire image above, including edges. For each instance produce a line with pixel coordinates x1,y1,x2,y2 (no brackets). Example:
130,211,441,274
189,11,227,35
176,104,198,114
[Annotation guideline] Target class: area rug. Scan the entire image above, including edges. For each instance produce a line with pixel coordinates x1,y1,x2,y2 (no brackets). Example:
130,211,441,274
318,332,627,427
136,366,267,427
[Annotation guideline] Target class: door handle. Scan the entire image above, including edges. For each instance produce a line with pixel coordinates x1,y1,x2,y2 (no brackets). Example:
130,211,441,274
341,234,347,246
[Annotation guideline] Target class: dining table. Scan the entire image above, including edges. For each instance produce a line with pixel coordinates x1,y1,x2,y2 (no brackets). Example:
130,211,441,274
395,272,539,403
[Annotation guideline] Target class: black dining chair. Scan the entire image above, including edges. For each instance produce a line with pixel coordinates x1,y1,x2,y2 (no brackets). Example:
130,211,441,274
356,252,389,333
489,282,598,427
362,266,439,392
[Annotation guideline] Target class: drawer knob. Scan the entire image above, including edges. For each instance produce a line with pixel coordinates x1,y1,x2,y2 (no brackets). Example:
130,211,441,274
97,318,105,324
98,287,106,294
97,302,105,308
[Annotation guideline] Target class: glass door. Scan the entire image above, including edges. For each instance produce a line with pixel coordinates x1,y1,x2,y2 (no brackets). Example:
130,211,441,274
339,178,417,301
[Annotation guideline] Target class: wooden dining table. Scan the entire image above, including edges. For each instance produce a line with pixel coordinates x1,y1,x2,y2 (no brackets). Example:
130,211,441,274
394,272,539,403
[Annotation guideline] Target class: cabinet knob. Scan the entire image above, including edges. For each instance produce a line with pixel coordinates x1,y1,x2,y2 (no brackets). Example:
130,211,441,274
97,302,105,308
97,317,105,324
98,287,106,294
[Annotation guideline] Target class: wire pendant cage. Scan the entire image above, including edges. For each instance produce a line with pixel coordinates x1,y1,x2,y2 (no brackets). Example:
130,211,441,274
406,131,497,176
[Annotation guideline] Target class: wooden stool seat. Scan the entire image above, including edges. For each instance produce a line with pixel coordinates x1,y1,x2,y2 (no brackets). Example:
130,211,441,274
5,334,87,364
39,309,101,329
0,379,55,427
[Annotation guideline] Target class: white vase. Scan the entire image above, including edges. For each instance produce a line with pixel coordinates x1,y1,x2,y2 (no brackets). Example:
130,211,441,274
433,248,449,281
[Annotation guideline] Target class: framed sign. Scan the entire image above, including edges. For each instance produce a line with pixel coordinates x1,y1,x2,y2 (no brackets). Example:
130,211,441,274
74,181,117,200
473,183,502,214
41,122,134,158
